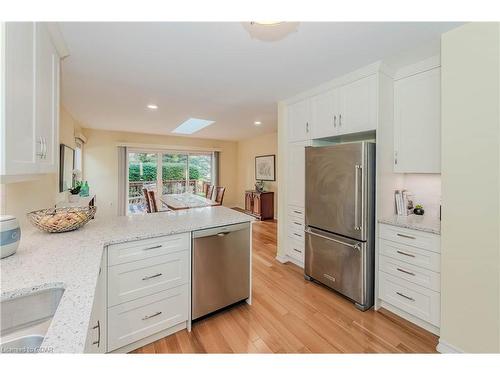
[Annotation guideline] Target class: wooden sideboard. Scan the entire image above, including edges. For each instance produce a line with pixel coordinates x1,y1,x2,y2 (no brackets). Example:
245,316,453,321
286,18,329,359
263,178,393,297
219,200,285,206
244,191,274,220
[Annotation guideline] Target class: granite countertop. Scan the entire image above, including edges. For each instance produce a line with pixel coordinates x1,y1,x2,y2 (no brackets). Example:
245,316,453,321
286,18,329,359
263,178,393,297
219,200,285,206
0,206,253,353
378,214,441,235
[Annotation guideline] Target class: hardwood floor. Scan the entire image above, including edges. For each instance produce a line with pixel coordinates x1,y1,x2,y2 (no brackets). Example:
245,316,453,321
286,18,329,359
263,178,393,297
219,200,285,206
132,220,438,354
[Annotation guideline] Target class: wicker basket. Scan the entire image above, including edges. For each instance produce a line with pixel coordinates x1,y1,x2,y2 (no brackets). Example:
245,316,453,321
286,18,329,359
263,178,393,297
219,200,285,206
27,206,97,233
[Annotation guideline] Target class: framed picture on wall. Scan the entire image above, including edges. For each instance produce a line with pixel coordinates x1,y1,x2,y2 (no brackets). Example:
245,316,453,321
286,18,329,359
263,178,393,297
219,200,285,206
255,155,276,181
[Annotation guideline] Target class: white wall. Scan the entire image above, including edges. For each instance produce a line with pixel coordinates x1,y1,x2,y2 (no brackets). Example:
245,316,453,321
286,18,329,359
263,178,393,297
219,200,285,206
440,22,500,353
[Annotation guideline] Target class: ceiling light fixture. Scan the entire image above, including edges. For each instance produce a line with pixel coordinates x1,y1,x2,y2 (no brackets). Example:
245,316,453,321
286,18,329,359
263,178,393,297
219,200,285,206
254,121,262,126
146,104,158,110
242,22,300,42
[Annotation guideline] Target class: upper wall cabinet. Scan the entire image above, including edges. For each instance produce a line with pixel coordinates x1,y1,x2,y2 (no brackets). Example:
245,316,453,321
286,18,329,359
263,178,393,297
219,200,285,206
1,22,61,181
308,74,378,140
394,66,441,173
340,74,378,135
287,99,312,142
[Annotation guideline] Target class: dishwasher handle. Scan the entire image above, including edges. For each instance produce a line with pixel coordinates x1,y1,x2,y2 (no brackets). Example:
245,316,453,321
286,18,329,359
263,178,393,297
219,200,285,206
192,222,250,238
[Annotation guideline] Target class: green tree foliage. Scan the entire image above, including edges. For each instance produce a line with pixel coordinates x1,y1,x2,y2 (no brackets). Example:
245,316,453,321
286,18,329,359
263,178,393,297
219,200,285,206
129,162,200,181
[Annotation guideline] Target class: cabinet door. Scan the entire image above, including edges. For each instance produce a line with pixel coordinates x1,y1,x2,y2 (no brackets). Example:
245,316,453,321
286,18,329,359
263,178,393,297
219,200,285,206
394,68,441,173
287,140,310,208
287,99,311,142
85,252,107,353
339,75,378,135
252,194,261,216
35,23,60,173
3,22,39,176
312,89,339,139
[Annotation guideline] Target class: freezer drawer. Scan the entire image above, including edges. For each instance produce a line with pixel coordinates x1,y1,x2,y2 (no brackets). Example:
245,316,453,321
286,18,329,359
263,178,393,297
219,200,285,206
192,222,250,320
305,227,374,309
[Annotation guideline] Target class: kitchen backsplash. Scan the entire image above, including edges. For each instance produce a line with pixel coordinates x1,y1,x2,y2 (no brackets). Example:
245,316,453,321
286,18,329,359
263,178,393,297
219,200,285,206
400,174,441,219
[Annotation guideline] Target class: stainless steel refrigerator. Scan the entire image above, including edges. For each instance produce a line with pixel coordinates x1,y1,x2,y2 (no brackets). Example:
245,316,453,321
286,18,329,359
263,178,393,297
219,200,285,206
304,142,375,311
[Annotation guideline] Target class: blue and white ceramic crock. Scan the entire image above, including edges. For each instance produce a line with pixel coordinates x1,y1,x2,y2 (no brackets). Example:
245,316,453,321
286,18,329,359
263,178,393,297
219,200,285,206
1,215,20,259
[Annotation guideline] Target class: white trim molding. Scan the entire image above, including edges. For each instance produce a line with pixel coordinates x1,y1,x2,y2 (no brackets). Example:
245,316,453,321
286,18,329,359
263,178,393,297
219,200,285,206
115,142,222,153
436,339,465,354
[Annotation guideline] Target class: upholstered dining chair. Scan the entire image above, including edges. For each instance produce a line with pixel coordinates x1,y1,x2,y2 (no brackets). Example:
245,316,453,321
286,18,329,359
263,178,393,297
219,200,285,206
142,188,152,213
148,190,170,213
206,185,214,200
214,186,226,206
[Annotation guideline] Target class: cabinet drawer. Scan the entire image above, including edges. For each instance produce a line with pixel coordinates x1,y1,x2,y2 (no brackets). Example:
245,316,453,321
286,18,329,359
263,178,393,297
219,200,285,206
108,251,189,307
107,285,189,351
379,224,440,253
286,237,304,262
379,255,440,292
379,239,440,272
287,205,305,221
379,271,440,327
108,233,190,266
287,218,305,241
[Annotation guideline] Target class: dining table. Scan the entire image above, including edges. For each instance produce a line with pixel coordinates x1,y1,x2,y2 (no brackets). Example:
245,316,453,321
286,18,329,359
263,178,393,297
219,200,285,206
160,192,219,210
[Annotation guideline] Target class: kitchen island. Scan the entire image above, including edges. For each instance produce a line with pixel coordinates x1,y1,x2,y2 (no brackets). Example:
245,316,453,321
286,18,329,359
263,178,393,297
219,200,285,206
0,206,253,353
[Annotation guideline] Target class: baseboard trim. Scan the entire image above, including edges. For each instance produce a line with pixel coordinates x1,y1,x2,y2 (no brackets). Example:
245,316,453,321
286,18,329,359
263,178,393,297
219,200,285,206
436,339,464,354
378,300,440,336
275,254,288,263
275,254,304,268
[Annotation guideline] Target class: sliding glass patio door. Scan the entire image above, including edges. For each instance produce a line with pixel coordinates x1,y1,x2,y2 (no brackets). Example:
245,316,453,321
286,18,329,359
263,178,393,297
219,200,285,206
127,149,214,214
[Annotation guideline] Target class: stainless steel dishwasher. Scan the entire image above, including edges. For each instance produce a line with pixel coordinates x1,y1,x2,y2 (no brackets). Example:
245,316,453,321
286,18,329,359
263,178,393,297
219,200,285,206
192,222,250,320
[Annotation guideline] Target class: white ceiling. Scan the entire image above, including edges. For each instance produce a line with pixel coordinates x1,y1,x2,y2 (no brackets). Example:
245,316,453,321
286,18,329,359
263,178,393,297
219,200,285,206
59,22,460,141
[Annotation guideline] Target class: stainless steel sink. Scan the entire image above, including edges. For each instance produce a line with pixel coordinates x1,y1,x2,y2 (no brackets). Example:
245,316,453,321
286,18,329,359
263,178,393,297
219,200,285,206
0,287,64,353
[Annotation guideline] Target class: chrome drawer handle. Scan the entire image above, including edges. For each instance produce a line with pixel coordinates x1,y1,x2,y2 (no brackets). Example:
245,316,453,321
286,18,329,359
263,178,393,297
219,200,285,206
396,233,416,240
396,268,415,276
142,311,162,320
143,245,162,251
293,210,302,214
142,273,163,281
396,250,415,258
92,320,100,346
293,233,302,237
396,292,415,301
293,248,302,253
293,222,302,225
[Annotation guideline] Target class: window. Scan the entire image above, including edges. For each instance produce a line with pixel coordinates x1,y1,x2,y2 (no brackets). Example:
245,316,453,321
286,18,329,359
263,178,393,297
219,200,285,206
127,150,215,214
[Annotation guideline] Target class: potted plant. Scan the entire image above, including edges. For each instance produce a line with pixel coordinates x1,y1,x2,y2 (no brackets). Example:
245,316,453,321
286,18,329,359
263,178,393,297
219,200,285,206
413,204,425,215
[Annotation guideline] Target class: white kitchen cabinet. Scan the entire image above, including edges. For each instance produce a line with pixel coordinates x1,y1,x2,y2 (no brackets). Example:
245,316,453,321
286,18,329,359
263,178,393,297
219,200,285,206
338,74,378,135
377,223,441,334
35,23,60,174
394,67,441,173
1,22,60,180
286,140,310,208
310,75,377,139
106,233,190,353
287,99,312,142
311,88,341,139
85,252,107,353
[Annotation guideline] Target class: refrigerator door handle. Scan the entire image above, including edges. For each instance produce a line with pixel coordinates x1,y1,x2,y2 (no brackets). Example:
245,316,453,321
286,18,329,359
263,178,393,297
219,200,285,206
305,228,361,251
354,164,361,231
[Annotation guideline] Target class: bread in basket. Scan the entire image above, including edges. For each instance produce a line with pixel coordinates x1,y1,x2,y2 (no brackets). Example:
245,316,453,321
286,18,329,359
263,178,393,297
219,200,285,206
27,206,97,233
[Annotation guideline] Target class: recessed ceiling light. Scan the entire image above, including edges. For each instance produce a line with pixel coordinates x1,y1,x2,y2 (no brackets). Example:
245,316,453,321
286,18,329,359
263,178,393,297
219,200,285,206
172,118,215,135
254,121,262,126
146,104,158,110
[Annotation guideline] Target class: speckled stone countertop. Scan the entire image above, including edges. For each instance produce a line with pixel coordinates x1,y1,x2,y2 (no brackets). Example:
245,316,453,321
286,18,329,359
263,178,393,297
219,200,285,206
378,214,441,235
0,206,253,353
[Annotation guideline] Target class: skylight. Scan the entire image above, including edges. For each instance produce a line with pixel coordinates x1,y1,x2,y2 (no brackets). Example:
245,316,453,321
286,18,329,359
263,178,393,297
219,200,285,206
172,118,215,134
